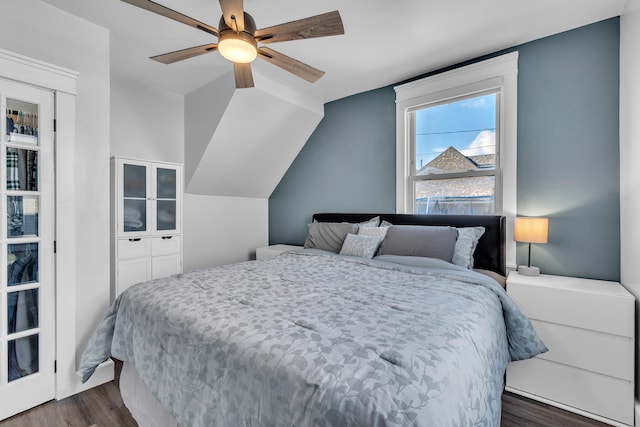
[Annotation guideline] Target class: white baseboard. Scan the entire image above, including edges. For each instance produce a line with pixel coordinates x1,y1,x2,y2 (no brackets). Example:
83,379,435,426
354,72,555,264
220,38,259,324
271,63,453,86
56,358,114,400
506,386,631,427
73,358,114,394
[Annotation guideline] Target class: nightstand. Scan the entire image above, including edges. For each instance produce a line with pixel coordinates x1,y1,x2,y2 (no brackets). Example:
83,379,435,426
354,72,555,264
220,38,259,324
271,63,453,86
255,244,303,260
506,272,635,426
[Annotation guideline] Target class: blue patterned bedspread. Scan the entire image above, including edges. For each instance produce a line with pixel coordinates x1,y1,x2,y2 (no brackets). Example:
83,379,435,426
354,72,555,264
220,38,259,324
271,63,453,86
80,250,546,426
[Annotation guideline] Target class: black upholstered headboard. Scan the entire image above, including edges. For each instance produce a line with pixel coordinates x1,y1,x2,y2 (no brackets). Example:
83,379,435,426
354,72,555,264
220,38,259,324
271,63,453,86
312,213,506,276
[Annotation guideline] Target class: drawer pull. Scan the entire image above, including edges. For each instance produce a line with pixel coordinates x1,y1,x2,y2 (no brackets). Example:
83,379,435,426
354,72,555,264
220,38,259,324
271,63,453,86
161,236,173,240
128,238,142,242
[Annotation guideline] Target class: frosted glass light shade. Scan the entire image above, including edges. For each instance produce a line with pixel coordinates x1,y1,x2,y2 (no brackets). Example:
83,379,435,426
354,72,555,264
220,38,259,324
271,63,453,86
218,35,257,63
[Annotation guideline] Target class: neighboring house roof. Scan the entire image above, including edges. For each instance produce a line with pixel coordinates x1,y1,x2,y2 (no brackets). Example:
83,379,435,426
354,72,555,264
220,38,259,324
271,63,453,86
417,146,495,175
414,146,496,202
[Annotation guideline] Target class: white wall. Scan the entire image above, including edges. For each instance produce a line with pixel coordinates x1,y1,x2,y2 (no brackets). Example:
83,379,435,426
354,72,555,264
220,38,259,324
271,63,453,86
0,0,111,393
110,69,184,163
183,195,268,271
619,0,640,412
111,68,270,272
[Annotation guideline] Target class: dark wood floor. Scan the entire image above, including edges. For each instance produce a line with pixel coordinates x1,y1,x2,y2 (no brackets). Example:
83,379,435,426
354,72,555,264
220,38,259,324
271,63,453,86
1,364,609,427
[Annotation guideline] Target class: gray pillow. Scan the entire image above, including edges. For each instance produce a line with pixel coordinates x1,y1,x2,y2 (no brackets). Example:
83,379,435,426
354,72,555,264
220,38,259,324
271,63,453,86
304,222,358,253
378,225,458,262
452,227,486,269
339,233,384,259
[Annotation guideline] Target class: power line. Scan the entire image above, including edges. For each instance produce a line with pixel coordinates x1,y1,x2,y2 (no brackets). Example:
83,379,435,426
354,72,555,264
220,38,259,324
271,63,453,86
416,128,496,136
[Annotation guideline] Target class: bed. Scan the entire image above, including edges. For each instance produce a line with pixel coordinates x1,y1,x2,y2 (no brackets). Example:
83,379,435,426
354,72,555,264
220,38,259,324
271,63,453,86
80,213,546,427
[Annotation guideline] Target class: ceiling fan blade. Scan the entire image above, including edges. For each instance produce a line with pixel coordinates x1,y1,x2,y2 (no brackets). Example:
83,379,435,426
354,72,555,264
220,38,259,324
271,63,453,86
121,0,218,36
219,0,244,32
233,62,254,88
257,47,325,83
254,11,344,44
151,44,218,64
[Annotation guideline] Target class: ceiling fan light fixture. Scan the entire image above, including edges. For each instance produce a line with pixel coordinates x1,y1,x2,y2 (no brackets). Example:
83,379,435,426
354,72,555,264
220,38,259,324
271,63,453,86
218,32,257,63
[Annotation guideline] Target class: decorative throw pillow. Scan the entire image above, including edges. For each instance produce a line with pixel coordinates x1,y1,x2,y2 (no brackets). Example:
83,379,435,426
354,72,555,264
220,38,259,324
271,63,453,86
380,220,393,227
358,225,390,238
452,227,486,269
339,233,384,259
359,216,380,227
377,225,459,262
304,222,358,253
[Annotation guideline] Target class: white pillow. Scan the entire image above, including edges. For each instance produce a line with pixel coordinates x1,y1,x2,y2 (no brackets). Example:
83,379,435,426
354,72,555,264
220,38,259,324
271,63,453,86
452,227,485,269
357,225,390,238
339,233,384,259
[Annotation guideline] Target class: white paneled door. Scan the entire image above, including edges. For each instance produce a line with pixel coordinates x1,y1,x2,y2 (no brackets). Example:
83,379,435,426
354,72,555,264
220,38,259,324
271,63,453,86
0,79,55,419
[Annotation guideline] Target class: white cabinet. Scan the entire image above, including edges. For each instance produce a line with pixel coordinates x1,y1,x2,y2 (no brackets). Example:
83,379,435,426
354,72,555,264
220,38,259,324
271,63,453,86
111,157,183,300
506,272,635,426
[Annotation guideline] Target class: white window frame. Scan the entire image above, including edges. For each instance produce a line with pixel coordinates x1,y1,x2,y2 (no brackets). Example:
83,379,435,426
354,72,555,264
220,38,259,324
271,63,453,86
394,52,518,267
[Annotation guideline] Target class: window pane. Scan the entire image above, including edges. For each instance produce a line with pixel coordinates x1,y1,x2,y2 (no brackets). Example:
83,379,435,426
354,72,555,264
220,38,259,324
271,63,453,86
123,199,146,232
415,93,496,176
6,148,38,191
8,334,39,381
123,164,146,198
156,168,176,199
8,243,39,286
8,195,39,237
7,289,39,334
6,99,39,145
156,200,176,231
415,176,495,215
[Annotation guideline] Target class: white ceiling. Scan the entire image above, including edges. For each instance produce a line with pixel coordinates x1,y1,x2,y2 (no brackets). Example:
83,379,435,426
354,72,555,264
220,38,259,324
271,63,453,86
43,0,627,102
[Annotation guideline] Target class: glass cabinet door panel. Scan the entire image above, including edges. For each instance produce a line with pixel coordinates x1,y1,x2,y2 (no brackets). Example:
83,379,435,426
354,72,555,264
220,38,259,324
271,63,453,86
8,335,39,382
7,289,39,334
123,199,147,232
156,168,176,199
6,148,38,191
6,99,39,146
123,164,146,198
7,243,38,286
156,200,176,231
7,195,39,237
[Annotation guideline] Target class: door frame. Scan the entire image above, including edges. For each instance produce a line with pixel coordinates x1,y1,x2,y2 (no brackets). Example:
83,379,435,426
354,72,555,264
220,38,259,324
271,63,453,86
0,48,114,404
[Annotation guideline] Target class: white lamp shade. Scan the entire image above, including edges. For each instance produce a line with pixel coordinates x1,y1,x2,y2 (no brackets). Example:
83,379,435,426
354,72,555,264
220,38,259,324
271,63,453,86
514,217,548,243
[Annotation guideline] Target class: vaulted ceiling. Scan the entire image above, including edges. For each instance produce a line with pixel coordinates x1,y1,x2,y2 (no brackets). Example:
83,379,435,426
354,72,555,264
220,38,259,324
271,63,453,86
43,0,627,102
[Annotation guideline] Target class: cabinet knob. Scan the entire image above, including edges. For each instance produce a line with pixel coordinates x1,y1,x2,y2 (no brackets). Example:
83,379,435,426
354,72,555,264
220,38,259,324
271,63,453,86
161,236,173,240
128,238,142,242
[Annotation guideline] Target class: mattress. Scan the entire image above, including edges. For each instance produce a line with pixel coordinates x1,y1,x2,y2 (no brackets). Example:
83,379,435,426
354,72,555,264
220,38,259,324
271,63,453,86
81,249,546,426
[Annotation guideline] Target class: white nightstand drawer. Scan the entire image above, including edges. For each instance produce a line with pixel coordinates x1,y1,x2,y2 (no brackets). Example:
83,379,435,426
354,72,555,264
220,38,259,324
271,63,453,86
531,319,634,381
508,275,634,337
507,357,634,425
117,238,151,259
151,235,181,256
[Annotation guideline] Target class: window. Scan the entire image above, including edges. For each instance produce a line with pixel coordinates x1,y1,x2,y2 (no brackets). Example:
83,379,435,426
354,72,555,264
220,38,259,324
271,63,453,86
412,91,498,215
395,52,518,265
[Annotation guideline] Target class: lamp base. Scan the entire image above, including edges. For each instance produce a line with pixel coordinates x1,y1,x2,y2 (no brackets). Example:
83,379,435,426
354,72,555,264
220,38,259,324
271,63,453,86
518,265,540,276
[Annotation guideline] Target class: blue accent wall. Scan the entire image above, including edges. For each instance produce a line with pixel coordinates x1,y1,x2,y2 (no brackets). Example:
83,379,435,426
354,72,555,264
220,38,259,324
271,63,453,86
269,18,620,281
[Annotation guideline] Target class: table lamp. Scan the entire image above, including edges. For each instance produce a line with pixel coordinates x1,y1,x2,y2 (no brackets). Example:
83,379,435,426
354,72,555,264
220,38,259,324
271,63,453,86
514,217,548,276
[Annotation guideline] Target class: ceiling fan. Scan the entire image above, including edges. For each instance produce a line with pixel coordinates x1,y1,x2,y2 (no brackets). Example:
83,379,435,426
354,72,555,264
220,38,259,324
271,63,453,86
121,0,345,88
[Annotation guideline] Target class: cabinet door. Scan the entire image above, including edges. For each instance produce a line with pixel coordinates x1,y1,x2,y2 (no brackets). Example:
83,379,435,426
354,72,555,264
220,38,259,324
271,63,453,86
117,159,152,238
151,254,181,279
152,164,181,235
117,258,152,296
